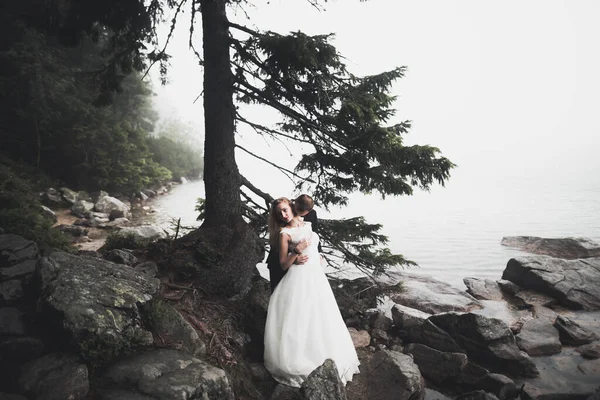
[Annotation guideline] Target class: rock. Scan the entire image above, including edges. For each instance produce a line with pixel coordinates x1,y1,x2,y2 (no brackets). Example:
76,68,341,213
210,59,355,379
577,341,600,359
454,391,499,400
352,350,425,400
115,225,167,243
464,278,504,300
514,290,557,308
103,349,234,400
501,236,600,259
59,187,79,204
100,389,156,400
271,384,302,400
54,224,88,237
301,359,347,400
40,188,68,207
502,256,600,310
369,312,392,331
516,318,561,356
423,312,539,378
391,303,431,342
554,315,598,345
245,276,271,358
141,189,157,198
381,271,482,314
0,337,45,393
578,359,600,376
0,307,26,336
0,393,28,400
0,235,38,267
35,251,159,362
370,329,389,345
474,373,518,400
496,279,522,295
404,343,468,385
104,249,138,266
109,209,127,221
133,261,158,277
1,259,36,281
531,305,558,323
19,353,89,400
143,302,205,357
94,196,130,218
0,280,23,305
424,388,452,400
40,205,57,223
348,328,371,348
71,200,94,218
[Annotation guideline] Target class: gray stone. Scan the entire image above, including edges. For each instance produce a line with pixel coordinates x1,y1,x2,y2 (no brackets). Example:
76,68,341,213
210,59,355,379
380,271,482,314
503,256,600,310
369,312,392,331
0,393,28,400
475,373,518,400
105,249,138,266
424,312,538,378
116,225,166,242
301,359,347,400
40,205,57,223
577,341,600,359
94,196,130,218
464,278,504,300
554,315,598,345
454,391,499,400
501,236,600,259
100,389,156,400
35,251,159,360
0,260,36,281
354,350,425,400
514,290,557,308
143,302,205,357
133,261,158,277
104,349,234,400
0,280,23,305
19,353,88,400
71,200,94,218
496,279,522,295
60,187,79,204
516,318,561,356
271,384,302,400
0,307,26,336
0,235,38,267
404,343,468,385
391,303,431,342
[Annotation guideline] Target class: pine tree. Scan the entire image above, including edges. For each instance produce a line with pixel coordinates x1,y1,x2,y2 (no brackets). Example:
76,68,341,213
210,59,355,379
19,0,455,291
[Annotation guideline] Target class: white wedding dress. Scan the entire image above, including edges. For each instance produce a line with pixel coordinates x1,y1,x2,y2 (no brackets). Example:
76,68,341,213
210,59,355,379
264,222,360,387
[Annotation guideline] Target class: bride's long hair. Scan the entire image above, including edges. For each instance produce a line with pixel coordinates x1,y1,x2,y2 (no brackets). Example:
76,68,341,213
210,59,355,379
268,197,293,247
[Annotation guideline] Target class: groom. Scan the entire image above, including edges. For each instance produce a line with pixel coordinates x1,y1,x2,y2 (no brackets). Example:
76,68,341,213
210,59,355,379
267,194,319,292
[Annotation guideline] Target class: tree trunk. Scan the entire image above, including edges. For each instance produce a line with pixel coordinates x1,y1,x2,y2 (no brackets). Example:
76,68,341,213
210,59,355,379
200,0,243,228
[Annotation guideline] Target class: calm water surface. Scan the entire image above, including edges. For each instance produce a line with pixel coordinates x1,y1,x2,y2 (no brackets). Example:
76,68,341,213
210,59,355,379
145,177,600,290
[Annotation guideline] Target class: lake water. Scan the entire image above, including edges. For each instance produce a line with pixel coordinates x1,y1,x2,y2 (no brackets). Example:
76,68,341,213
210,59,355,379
145,176,600,290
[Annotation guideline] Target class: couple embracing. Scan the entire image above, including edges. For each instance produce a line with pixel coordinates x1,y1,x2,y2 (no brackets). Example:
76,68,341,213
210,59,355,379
263,195,360,388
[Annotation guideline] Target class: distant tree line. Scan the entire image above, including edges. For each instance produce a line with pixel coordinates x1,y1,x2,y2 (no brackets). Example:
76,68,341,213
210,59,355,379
0,1,203,195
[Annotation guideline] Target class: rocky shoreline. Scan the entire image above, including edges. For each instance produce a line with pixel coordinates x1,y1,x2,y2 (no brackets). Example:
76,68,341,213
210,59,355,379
1,197,600,400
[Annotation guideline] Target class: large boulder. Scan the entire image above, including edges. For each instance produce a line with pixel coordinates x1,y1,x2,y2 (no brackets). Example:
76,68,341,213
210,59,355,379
380,272,482,314
502,256,600,310
102,349,234,400
35,251,159,362
422,312,538,378
19,353,88,400
94,196,130,218
346,349,424,400
516,318,561,356
501,236,600,259
463,278,505,301
301,359,347,400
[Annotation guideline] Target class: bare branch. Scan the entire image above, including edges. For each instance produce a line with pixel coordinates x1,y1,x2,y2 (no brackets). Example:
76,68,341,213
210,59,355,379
228,21,261,37
240,174,274,208
142,0,188,80
236,144,315,184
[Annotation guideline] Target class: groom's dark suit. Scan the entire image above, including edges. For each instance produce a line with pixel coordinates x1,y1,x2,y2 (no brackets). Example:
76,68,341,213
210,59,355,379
267,210,319,293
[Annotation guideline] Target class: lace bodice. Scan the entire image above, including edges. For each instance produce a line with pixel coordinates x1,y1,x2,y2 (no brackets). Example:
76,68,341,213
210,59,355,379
280,222,319,255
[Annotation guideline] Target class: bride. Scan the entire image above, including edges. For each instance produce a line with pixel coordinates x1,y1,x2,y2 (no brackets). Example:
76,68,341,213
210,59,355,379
263,197,360,387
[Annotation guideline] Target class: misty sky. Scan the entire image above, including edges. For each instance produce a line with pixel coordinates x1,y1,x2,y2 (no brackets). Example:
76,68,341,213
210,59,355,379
151,0,600,199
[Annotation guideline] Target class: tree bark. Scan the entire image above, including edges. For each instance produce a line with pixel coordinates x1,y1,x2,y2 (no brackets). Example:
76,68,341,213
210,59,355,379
200,0,243,227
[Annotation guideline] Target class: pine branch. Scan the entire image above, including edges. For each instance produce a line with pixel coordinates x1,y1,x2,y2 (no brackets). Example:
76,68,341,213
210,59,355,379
236,144,314,184
240,174,273,208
